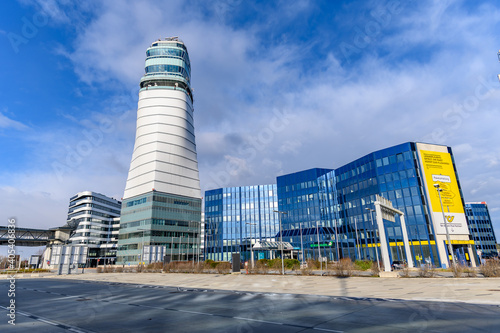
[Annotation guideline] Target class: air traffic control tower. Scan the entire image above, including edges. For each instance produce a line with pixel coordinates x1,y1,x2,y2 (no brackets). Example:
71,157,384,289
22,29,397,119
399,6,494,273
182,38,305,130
117,37,202,265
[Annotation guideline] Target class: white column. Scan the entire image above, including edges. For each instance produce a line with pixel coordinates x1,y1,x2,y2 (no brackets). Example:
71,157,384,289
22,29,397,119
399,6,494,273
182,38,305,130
399,214,414,268
374,202,391,272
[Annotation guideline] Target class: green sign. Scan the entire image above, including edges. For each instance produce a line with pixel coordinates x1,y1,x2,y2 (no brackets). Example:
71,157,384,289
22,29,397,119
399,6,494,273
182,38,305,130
310,243,332,248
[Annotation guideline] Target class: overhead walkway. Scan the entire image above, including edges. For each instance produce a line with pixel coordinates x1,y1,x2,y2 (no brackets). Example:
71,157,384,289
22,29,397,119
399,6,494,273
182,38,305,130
0,225,73,246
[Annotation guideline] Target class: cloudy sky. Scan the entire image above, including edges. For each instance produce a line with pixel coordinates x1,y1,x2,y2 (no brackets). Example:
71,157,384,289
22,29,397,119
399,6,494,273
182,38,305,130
1,0,499,240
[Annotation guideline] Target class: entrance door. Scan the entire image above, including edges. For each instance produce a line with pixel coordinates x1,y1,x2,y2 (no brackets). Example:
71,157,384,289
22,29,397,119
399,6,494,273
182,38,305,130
454,246,470,266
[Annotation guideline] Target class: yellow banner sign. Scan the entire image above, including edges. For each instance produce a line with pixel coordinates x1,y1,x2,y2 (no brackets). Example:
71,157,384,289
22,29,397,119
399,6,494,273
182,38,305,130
420,150,464,214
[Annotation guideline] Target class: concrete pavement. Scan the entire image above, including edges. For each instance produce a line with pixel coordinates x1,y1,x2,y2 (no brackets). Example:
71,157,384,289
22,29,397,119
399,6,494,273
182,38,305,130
33,272,500,306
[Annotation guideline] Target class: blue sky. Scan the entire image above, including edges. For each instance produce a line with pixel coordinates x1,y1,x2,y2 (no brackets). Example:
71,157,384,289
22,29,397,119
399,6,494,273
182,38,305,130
1,0,500,253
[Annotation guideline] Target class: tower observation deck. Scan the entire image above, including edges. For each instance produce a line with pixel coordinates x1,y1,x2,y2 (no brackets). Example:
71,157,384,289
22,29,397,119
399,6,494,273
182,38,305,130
123,37,201,200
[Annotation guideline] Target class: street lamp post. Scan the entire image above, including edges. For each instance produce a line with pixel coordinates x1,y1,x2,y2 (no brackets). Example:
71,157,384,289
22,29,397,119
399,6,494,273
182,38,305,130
353,217,361,260
366,208,381,271
179,235,182,261
197,221,201,264
246,222,257,269
434,184,457,267
316,221,322,273
17,251,23,270
274,210,287,275
300,222,304,266
137,228,147,265
171,234,174,262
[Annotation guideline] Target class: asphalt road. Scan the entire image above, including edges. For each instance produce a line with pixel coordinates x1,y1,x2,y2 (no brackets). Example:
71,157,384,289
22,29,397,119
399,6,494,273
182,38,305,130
1,279,499,332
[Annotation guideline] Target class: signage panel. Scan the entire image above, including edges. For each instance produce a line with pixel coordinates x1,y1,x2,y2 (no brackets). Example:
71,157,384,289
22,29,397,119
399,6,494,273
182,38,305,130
416,144,469,235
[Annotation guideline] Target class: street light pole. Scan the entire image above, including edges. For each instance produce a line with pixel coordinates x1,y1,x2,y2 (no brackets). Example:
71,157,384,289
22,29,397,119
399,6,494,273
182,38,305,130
179,235,182,261
171,235,174,262
246,222,257,269
300,222,304,266
316,221,322,272
353,217,361,260
274,210,287,275
17,251,23,270
137,228,147,265
366,208,380,271
434,184,457,267
198,221,201,264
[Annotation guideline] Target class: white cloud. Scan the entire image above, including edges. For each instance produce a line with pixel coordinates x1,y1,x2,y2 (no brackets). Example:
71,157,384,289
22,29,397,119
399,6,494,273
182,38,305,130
0,110,29,130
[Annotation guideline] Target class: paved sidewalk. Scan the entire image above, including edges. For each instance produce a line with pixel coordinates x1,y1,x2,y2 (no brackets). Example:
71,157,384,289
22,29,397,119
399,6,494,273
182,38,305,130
31,272,500,305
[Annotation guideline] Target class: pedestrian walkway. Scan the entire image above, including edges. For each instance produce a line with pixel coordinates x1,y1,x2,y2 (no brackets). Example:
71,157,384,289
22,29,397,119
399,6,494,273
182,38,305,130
41,272,500,305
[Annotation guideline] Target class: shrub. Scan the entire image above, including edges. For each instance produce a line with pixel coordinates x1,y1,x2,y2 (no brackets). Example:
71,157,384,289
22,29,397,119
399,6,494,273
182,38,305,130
300,264,313,275
306,259,320,270
115,266,123,273
370,261,380,277
255,259,269,274
418,265,435,278
399,266,411,278
480,260,500,277
451,264,464,278
354,260,372,271
284,259,300,270
194,262,206,273
267,258,282,270
216,262,231,274
463,266,477,278
146,262,164,272
334,258,353,277
96,267,103,273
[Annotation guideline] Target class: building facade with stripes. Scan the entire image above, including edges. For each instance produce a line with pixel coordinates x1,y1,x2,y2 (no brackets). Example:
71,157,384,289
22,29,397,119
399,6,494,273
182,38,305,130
117,37,202,265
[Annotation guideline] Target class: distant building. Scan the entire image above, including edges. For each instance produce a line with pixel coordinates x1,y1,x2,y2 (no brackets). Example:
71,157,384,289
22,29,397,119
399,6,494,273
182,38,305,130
466,202,498,258
67,191,121,266
205,142,478,268
204,185,278,262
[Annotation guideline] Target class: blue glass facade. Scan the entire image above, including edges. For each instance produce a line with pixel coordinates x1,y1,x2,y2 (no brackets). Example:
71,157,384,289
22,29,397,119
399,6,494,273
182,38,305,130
205,142,477,267
335,142,440,265
277,168,340,261
466,202,498,258
204,185,278,262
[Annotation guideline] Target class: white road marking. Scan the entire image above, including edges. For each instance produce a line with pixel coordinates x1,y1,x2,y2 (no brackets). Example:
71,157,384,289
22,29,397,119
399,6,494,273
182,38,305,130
233,317,283,325
313,327,344,333
178,309,214,316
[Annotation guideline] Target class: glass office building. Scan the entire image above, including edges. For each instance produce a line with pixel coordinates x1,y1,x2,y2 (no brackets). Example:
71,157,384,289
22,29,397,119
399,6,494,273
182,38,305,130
277,168,340,262
278,142,475,268
333,142,440,265
67,191,121,266
204,185,278,262
205,142,478,268
466,202,498,258
117,37,201,265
